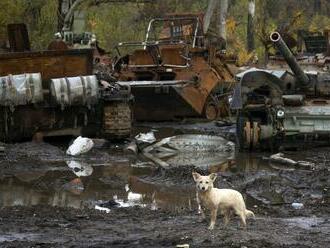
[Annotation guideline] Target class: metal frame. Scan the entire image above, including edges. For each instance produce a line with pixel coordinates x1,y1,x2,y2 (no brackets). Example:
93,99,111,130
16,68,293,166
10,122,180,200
144,16,202,48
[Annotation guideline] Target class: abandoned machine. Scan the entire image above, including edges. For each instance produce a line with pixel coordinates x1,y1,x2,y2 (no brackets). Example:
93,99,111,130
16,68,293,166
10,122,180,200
268,29,330,72
234,31,330,150
112,14,234,121
0,24,132,142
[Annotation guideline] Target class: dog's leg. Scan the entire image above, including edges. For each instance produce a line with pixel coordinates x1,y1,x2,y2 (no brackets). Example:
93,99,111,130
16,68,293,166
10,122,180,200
238,212,247,229
208,207,218,230
223,208,232,226
196,192,206,220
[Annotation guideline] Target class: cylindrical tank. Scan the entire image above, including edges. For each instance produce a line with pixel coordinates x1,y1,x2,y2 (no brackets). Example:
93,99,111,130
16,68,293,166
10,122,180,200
0,73,43,106
50,75,99,107
270,32,310,88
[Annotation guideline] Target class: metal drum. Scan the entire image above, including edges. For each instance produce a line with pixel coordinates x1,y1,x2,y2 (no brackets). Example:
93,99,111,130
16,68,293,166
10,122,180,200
50,75,99,107
0,73,43,106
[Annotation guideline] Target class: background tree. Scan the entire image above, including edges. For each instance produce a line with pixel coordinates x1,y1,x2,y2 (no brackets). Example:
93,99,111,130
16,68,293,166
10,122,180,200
0,0,329,64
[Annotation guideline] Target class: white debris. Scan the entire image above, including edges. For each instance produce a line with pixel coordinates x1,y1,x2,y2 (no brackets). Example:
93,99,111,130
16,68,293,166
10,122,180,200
135,131,156,143
268,153,315,169
128,192,143,202
269,153,297,165
66,160,93,177
66,136,94,156
95,205,110,213
125,141,138,154
291,202,304,209
176,245,189,248
125,184,143,202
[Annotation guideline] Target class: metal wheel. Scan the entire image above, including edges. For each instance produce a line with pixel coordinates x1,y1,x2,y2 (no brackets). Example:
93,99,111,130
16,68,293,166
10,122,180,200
204,101,219,120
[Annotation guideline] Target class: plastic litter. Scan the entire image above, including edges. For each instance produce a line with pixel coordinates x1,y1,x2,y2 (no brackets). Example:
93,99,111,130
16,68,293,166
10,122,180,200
176,245,189,248
292,202,304,209
66,160,93,177
95,205,110,213
135,131,156,143
66,136,94,156
270,153,297,165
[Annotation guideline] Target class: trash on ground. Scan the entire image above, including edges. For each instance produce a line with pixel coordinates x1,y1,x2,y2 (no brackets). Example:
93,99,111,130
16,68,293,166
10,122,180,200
269,153,297,165
66,136,94,156
292,202,304,209
176,244,189,248
143,134,234,154
66,161,94,177
125,140,138,154
95,205,110,213
267,153,315,169
125,184,144,202
96,200,120,209
141,135,235,168
135,131,156,144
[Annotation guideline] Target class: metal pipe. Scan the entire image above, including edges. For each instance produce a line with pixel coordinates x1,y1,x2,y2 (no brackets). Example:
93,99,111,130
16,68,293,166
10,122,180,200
270,32,310,88
325,29,330,56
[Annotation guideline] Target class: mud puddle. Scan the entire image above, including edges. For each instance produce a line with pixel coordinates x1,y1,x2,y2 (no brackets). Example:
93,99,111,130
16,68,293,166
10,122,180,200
1,121,329,247
0,145,271,212
0,121,272,212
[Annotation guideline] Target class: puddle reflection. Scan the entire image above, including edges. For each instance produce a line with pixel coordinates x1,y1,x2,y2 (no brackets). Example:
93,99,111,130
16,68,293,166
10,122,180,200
0,151,273,211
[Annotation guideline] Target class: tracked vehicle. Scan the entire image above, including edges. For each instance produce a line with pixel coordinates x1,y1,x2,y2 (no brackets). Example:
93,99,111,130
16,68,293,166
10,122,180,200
112,14,234,121
234,32,330,150
0,24,132,142
268,29,330,72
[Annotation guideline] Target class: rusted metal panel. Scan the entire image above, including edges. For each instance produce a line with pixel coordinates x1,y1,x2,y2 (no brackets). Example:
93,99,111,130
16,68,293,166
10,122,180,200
113,14,235,121
0,49,93,81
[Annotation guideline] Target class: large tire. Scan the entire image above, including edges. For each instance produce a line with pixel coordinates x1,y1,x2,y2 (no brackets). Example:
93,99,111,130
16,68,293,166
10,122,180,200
103,102,132,139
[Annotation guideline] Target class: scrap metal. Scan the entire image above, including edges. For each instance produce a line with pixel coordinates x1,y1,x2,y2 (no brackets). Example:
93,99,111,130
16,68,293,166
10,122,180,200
112,13,235,121
235,31,330,151
141,134,234,168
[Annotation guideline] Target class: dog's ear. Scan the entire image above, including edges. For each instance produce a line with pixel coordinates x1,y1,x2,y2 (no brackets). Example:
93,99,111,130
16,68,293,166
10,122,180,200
209,173,217,182
192,172,201,181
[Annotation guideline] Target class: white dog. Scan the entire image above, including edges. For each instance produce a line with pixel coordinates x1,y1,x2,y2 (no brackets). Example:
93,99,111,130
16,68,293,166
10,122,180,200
192,172,255,230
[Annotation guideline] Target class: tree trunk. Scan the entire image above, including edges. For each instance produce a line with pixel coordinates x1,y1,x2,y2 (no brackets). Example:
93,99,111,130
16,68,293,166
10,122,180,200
203,0,217,34
313,0,321,14
218,0,228,45
57,0,72,31
63,0,83,31
247,0,255,52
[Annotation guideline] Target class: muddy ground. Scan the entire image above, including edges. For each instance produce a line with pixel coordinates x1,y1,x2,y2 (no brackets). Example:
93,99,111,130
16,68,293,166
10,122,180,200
0,121,329,247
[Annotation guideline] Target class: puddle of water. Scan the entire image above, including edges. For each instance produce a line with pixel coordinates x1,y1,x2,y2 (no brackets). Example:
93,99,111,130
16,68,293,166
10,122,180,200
1,123,286,213
284,217,325,230
0,233,40,242
0,150,274,212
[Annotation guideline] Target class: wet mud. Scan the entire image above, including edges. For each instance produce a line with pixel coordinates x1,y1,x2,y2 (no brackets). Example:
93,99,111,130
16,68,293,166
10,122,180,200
0,121,329,247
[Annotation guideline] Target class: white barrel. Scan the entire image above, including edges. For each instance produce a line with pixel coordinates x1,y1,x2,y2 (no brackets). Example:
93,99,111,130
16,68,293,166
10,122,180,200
50,75,99,107
0,73,43,106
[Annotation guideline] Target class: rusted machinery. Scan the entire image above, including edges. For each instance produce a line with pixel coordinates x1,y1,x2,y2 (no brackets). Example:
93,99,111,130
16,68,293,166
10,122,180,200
112,14,234,121
233,32,330,151
0,25,132,142
268,29,330,72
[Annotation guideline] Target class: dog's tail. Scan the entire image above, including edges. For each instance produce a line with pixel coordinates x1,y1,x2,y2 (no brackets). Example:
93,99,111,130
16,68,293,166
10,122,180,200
245,209,255,219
